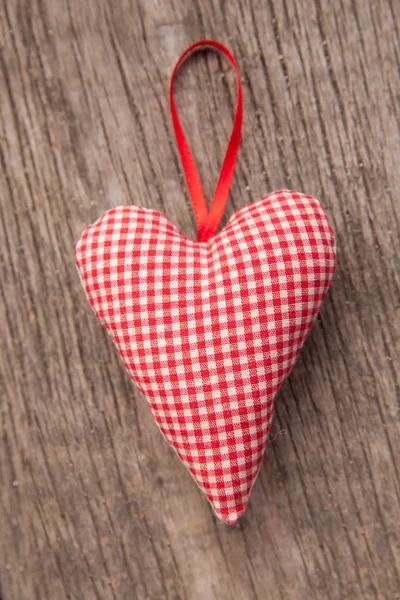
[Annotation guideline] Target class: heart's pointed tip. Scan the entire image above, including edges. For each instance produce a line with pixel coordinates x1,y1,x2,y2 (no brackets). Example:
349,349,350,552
214,503,248,526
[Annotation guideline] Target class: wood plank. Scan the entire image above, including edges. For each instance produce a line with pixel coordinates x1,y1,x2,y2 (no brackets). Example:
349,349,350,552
0,0,399,598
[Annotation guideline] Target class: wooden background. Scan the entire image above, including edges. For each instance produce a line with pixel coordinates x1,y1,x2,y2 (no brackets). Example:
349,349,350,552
1,0,399,598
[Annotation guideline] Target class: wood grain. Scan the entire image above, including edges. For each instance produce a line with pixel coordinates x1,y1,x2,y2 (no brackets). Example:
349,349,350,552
1,0,399,598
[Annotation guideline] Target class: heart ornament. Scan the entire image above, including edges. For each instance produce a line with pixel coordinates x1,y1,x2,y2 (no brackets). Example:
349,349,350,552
75,41,336,524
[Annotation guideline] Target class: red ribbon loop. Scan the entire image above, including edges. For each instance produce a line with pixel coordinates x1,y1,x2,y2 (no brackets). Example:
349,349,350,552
170,40,243,242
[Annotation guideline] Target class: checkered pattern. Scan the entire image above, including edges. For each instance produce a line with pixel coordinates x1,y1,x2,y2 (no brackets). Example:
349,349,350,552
75,190,336,524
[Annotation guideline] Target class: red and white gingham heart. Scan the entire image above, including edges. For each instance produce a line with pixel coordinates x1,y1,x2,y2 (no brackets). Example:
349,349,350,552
75,189,336,523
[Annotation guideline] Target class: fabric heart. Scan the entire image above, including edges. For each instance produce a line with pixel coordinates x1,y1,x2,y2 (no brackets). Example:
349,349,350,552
75,189,335,523
75,40,336,523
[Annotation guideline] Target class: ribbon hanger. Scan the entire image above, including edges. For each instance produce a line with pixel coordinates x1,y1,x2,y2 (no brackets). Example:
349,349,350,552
170,40,243,242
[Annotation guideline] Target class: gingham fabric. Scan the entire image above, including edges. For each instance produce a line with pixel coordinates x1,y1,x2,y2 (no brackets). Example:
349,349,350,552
75,190,336,524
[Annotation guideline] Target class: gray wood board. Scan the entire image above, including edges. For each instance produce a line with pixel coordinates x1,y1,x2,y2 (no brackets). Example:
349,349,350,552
1,0,399,598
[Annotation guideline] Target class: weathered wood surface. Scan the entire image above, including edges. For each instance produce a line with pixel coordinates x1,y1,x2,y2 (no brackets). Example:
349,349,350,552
1,0,399,598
